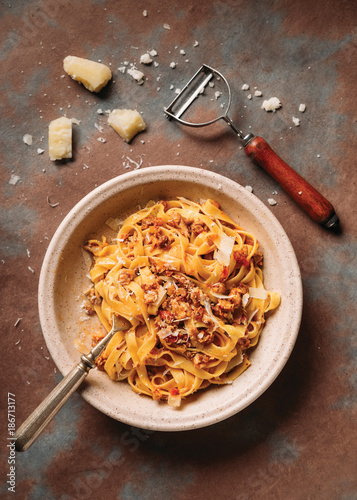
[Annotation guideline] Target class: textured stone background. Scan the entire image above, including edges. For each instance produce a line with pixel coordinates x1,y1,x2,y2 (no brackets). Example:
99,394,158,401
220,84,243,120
0,0,356,499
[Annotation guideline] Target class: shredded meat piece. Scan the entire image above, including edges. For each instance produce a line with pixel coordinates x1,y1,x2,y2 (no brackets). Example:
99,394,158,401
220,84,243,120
193,329,214,345
165,298,191,320
84,287,101,305
141,216,163,230
193,353,214,368
190,288,205,306
237,336,251,349
219,266,229,282
117,269,135,285
164,331,189,345
159,310,174,323
92,331,105,344
145,227,172,250
252,251,263,266
159,200,168,211
167,212,181,227
144,290,158,304
235,283,249,295
84,239,107,254
82,304,95,315
173,287,187,299
234,248,250,268
210,282,226,294
191,221,209,236
96,354,107,371
149,257,166,274
228,288,243,307
192,306,205,321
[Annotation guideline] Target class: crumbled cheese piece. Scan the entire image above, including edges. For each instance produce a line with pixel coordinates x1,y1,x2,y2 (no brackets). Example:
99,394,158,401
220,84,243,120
268,198,277,206
298,191,302,195
48,117,72,161
23,134,33,145
143,10,147,16
170,62,176,69
214,91,222,99
247,94,252,100
127,67,145,84
241,84,249,91
63,56,112,92
254,90,262,97
175,88,181,94
193,40,199,47
245,185,253,193
140,53,153,65
71,118,81,126
299,103,306,112
97,137,106,143
97,108,104,114
163,23,171,29
9,174,20,185
94,123,104,133
149,49,158,57
108,109,146,143
179,49,186,55
261,97,281,112
37,148,45,155
317,154,321,158
292,116,300,126
118,66,126,74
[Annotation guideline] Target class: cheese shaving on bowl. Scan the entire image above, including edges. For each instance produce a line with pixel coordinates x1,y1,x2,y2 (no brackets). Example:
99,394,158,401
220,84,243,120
214,233,235,267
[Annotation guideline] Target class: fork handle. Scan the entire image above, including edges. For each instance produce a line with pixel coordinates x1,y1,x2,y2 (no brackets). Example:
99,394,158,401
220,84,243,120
244,136,338,228
15,362,89,452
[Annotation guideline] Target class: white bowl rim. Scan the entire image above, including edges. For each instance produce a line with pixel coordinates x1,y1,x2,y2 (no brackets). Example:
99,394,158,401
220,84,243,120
38,165,302,431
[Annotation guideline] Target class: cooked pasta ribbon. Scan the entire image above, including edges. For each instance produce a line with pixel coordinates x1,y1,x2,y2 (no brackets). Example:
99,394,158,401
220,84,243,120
83,198,280,406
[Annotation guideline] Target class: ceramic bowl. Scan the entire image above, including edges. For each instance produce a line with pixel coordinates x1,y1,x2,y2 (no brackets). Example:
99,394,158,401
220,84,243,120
39,165,302,431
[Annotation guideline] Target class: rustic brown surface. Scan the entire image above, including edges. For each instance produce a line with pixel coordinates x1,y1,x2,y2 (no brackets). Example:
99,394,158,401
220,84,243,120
1,1,356,499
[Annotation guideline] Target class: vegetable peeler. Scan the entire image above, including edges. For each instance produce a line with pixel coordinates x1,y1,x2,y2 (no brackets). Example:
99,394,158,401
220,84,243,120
164,64,339,229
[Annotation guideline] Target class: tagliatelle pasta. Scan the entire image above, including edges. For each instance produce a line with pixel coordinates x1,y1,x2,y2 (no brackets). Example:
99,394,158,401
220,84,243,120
83,198,280,407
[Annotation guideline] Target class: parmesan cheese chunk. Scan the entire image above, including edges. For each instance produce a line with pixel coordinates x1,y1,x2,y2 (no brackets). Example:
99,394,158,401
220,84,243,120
108,109,146,143
63,56,112,92
48,117,72,161
261,97,281,112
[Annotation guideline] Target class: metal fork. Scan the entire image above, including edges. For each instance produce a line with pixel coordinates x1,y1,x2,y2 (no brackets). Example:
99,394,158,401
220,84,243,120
15,314,131,452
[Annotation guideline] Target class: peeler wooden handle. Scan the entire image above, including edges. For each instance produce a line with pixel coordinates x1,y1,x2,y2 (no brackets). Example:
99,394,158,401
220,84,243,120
244,136,339,228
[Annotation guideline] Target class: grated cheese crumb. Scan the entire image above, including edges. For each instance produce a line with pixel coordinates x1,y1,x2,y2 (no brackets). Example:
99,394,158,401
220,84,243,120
299,103,306,112
241,84,249,91
262,97,281,112
292,116,300,126
268,198,277,206
23,134,33,145
140,53,153,65
127,67,145,84
245,185,253,193
9,174,20,185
